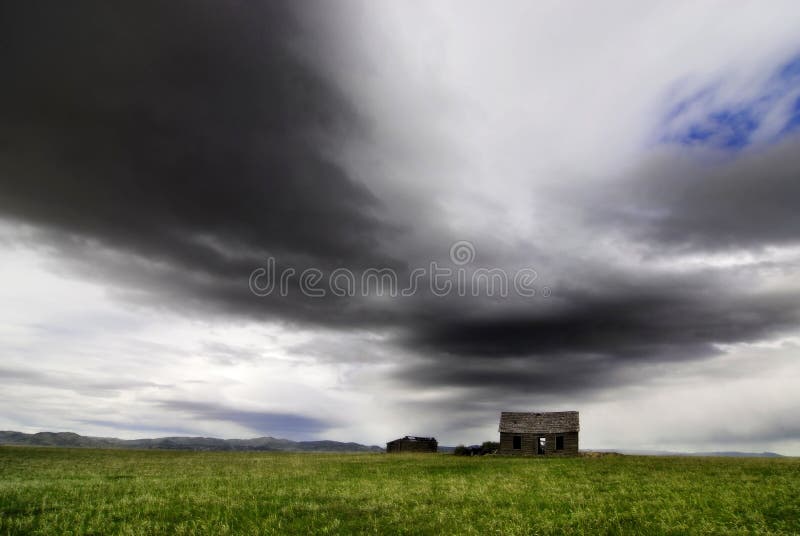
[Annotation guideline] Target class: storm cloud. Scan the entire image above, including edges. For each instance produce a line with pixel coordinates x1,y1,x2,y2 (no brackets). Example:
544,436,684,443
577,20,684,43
585,139,800,252
2,1,800,453
0,0,403,324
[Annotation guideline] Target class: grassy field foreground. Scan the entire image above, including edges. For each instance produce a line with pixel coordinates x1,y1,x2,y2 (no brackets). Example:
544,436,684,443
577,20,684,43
0,447,798,535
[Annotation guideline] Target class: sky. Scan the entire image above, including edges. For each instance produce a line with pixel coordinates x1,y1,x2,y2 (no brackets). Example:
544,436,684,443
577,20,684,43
2,1,800,454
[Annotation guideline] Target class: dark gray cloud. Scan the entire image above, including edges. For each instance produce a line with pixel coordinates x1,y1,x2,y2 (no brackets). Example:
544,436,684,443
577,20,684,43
410,286,800,359
396,355,612,395
155,400,330,436
585,139,800,252
651,409,800,446
395,277,800,396
0,366,168,396
0,0,404,325
705,422,800,444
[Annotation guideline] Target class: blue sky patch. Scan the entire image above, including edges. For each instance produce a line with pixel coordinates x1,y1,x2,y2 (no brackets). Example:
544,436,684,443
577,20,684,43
661,53,800,151
782,95,800,134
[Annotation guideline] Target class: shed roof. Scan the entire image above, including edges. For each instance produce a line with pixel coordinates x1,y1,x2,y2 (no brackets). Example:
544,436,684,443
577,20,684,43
499,411,579,433
387,436,436,443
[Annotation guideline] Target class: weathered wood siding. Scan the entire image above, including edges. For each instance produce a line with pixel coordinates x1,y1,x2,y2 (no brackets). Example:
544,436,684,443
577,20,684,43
498,431,579,456
499,412,579,434
386,438,438,453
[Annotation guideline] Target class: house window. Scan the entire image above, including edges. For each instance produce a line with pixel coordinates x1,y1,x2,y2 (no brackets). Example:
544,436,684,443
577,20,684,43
556,435,564,450
513,435,522,450
537,437,546,455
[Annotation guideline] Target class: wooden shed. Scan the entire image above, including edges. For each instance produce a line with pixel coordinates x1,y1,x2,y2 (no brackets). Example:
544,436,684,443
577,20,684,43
386,436,438,453
498,411,579,456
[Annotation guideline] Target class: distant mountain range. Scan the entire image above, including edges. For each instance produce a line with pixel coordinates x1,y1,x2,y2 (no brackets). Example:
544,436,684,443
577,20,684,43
439,446,784,457
0,431,384,452
588,449,784,458
0,432,785,457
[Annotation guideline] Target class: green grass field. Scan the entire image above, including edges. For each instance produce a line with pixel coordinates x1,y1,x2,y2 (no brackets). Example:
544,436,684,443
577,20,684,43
1,447,798,535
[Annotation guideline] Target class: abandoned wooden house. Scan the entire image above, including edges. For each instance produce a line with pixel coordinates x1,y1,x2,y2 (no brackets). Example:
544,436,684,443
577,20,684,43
498,411,579,456
386,436,438,453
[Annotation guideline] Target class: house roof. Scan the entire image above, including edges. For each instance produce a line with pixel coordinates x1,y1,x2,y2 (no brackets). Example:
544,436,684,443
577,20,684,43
499,411,579,433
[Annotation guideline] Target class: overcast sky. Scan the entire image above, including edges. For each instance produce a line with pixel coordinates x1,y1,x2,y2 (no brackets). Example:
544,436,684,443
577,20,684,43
2,1,800,454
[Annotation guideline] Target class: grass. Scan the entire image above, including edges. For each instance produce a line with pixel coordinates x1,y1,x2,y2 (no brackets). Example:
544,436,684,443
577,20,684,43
0,447,798,535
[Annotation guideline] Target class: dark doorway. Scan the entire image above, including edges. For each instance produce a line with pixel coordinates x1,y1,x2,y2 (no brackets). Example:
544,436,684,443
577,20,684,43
513,435,522,450
537,437,546,455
